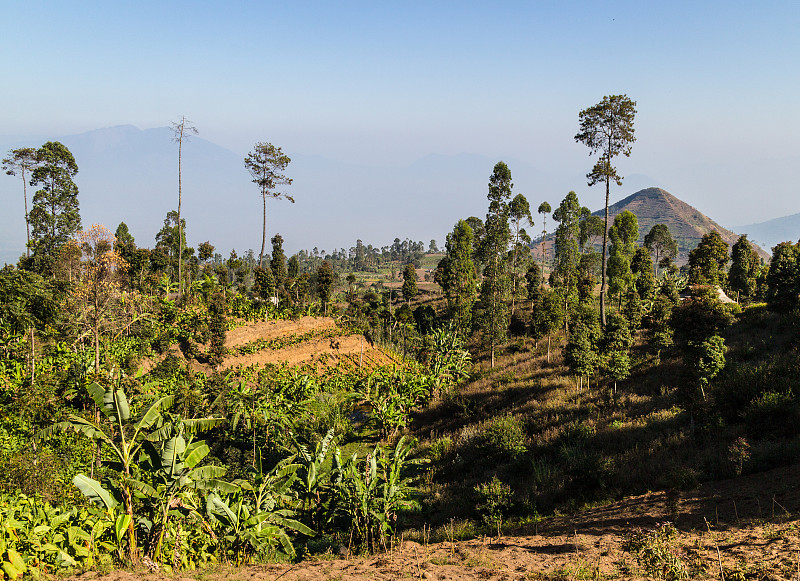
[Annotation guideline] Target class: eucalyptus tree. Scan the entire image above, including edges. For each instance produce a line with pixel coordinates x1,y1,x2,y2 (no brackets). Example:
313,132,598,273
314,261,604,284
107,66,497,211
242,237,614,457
2,147,39,257
170,116,198,295
644,224,678,276
245,142,293,267
575,94,637,325
476,162,513,368
464,216,485,270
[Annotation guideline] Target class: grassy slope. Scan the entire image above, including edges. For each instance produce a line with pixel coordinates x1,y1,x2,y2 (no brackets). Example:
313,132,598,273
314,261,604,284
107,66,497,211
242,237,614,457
408,302,800,530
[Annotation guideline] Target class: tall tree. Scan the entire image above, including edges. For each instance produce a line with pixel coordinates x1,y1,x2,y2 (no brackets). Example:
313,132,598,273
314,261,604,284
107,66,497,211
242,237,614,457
438,219,478,335
765,241,800,313
316,261,335,316
244,143,293,268
401,263,418,304
28,141,81,275
551,191,582,331
728,234,760,304
537,201,551,273
508,194,533,316
575,94,637,325
643,224,678,277
607,210,639,305
3,147,39,258
170,116,198,295
688,231,729,286
476,162,513,368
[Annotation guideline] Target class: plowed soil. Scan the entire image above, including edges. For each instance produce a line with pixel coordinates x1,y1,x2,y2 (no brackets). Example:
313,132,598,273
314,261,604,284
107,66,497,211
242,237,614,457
146,316,398,373
69,463,800,580
224,317,337,349
221,333,398,371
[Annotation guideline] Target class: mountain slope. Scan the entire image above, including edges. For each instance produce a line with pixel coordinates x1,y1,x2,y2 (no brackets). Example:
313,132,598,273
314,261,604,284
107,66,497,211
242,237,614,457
594,187,769,261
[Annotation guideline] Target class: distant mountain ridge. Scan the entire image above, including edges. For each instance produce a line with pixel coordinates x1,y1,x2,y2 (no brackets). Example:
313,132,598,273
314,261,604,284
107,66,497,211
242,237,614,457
734,213,800,252
594,187,769,262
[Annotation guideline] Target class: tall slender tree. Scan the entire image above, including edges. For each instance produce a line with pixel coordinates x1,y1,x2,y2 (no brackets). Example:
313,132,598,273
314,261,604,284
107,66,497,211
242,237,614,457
575,94,637,325
170,116,198,295
3,147,39,258
28,141,81,275
509,193,533,315
245,143,294,268
607,210,639,306
476,162,513,368
551,191,582,332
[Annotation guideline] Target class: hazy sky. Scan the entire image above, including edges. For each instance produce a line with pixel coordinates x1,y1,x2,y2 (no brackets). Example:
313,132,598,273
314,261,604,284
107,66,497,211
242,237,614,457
2,1,800,228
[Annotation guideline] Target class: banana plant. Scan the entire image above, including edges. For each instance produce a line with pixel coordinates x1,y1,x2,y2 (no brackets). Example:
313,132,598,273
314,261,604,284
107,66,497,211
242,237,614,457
294,428,337,528
36,377,224,563
206,456,312,563
133,424,236,563
331,436,425,551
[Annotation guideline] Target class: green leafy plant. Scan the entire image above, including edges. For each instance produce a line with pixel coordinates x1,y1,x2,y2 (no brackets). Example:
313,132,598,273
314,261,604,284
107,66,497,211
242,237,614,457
623,522,688,581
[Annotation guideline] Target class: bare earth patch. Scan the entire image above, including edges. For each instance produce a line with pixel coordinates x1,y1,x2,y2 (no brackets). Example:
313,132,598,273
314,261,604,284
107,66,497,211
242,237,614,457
68,463,800,580
224,317,336,349
221,334,398,371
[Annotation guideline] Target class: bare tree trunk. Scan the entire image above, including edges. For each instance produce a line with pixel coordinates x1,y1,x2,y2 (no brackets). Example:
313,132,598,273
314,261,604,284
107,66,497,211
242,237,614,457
600,175,610,327
177,128,183,296
29,328,35,387
23,168,30,258
260,191,267,268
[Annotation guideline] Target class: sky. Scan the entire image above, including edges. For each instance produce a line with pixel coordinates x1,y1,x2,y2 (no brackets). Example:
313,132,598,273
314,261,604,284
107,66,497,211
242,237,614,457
2,1,800,251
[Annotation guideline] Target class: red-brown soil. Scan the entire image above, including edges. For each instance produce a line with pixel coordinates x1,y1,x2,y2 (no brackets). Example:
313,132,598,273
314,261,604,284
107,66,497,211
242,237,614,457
145,316,398,374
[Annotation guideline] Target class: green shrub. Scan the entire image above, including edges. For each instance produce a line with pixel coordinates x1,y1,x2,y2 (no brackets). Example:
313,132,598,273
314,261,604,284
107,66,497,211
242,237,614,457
744,391,800,438
482,414,526,460
474,476,513,534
